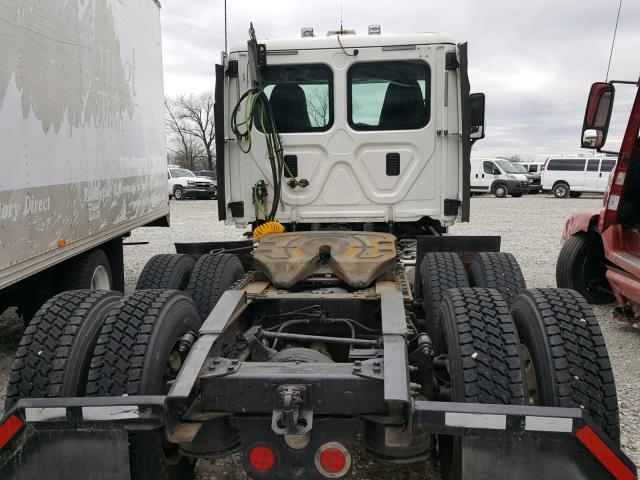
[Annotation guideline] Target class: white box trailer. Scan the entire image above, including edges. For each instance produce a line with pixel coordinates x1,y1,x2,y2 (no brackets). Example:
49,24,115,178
0,0,169,319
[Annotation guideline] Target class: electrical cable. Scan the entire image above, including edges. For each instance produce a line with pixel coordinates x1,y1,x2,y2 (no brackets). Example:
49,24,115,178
336,35,358,57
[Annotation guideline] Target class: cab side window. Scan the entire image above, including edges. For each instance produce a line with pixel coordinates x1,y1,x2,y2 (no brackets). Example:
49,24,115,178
483,161,497,175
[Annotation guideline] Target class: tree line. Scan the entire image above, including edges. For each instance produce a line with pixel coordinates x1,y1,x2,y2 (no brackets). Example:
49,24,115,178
166,92,216,171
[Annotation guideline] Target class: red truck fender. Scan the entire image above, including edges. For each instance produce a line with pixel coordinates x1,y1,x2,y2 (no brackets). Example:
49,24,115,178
562,211,601,242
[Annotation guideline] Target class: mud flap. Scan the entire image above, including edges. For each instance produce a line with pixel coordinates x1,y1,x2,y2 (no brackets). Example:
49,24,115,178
460,434,625,480
415,401,637,480
2,426,131,480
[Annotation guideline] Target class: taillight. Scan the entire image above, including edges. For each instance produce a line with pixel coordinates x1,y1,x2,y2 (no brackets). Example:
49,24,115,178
248,444,276,472
315,442,351,478
0,415,24,450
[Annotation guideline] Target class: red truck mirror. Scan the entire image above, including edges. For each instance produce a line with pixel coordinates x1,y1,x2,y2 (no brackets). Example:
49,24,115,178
582,82,615,149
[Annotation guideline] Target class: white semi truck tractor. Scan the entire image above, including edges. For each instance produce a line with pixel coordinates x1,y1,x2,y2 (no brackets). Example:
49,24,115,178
0,24,635,480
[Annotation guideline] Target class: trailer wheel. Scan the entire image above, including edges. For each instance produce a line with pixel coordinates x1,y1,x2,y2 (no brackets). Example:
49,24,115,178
4,290,121,411
186,253,245,321
419,253,469,354
87,290,200,480
468,252,526,304
136,254,196,291
556,233,614,304
438,288,524,480
510,288,620,443
60,248,113,291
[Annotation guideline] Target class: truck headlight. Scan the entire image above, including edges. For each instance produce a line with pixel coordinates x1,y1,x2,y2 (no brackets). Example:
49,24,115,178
187,181,196,186
506,174,515,179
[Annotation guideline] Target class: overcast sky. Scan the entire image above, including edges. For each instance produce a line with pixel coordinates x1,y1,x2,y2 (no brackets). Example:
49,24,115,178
160,0,639,160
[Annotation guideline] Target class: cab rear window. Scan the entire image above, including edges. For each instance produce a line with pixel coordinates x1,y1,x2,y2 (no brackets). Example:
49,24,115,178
348,61,430,131
262,64,333,133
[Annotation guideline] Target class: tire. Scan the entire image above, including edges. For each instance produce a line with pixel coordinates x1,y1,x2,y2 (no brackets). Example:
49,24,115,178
468,252,527,304
419,253,469,354
438,288,524,480
60,248,112,291
511,192,523,198
186,254,245,322
553,182,570,198
5,290,121,411
556,233,614,304
136,254,196,291
173,186,185,200
86,290,200,480
493,184,508,198
510,288,620,443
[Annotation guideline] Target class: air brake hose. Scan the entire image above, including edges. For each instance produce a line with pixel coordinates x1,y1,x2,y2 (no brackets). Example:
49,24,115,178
231,89,283,222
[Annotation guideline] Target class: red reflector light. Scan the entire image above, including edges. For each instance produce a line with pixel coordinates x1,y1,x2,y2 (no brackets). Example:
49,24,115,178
248,445,276,472
320,447,347,473
0,415,24,450
315,442,352,478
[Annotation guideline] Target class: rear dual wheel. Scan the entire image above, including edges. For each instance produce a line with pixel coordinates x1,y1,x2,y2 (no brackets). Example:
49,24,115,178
437,286,621,479
510,288,620,443
87,290,201,480
438,288,524,480
5,290,121,411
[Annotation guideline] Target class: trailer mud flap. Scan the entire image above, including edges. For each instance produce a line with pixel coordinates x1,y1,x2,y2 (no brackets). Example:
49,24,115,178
1,425,131,480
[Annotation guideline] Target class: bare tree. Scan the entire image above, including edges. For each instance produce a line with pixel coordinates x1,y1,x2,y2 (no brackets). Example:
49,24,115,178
165,97,205,170
172,93,216,170
307,89,329,128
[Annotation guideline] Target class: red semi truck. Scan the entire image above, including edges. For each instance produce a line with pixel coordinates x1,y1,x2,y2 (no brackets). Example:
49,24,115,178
557,77,640,328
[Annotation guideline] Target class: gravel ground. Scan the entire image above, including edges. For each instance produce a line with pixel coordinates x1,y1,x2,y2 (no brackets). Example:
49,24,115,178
1,194,638,478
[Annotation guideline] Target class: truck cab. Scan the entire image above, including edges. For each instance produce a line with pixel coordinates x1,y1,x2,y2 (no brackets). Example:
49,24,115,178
216,31,485,233
557,79,640,327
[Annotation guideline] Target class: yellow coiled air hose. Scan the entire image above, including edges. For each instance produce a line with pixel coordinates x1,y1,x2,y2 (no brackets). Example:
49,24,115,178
253,221,285,240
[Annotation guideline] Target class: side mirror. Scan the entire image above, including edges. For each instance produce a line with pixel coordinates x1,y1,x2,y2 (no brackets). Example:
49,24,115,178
581,82,615,149
469,93,485,140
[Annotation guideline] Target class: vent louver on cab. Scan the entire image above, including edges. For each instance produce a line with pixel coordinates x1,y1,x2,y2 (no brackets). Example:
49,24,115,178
386,153,400,176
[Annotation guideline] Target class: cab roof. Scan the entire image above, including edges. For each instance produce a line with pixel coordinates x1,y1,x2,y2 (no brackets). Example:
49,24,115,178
230,32,456,53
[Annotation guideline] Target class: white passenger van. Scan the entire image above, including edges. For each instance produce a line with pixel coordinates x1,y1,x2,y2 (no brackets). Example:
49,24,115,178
541,157,617,198
470,158,530,198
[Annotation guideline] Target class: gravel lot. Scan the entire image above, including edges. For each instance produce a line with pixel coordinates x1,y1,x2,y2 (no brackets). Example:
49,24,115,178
1,194,638,478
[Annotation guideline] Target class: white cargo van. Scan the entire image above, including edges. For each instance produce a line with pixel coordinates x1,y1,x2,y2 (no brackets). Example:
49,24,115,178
470,158,530,197
541,157,617,197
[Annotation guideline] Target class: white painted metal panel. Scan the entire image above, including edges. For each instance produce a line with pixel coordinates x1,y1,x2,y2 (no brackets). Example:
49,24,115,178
0,0,168,288
224,35,461,227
